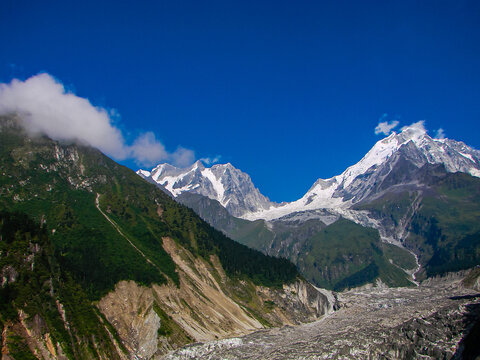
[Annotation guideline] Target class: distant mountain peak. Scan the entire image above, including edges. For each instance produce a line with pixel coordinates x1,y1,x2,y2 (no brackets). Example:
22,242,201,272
192,159,205,169
137,130,479,222
137,161,276,217
242,130,480,221
397,121,427,138
137,169,151,178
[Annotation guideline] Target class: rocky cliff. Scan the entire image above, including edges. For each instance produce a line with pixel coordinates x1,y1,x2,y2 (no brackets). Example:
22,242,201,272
97,237,334,359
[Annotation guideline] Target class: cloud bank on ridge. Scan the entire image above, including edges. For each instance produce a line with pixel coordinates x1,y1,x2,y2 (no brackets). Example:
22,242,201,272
0,73,194,167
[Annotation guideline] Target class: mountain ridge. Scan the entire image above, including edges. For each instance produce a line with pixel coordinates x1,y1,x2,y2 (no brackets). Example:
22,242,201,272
137,160,277,217
243,124,480,220
0,115,332,358
146,124,480,291
139,123,480,223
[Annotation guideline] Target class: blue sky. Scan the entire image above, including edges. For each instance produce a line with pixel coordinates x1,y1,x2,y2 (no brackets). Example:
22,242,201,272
1,1,479,202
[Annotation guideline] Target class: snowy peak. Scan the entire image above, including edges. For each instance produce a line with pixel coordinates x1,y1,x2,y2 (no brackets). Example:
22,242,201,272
339,132,399,189
137,161,276,217
136,169,151,178
138,126,479,222
307,125,480,198
242,126,480,221
397,122,428,143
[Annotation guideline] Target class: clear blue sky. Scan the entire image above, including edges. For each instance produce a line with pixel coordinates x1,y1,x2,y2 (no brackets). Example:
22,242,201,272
1,0,479,202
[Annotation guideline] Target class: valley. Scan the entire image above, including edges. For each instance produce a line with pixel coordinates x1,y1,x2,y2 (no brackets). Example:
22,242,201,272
1,114,480,359
142,124,480,291
3,3,480,358
0,116,330,359
162,274,480,359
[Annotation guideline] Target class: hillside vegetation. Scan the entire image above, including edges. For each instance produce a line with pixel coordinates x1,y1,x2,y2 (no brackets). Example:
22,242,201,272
0,116,298,301
179,193,416,291
357,166,480,280
0,210,123,359
297,218,413,290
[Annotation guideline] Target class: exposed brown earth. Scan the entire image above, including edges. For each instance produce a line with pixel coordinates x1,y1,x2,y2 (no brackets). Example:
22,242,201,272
97,237,333,359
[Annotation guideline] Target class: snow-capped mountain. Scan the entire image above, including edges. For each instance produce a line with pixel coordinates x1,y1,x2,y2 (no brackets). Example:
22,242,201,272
242,123,480,221
137,160,276,217
138,123,480,222
136,125,480,289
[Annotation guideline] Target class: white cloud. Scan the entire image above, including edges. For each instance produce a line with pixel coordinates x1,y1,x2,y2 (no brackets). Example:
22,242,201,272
434,128,446,139
0,73,197,167
130,132,168,167
200,155,221,165
400,120,427,134
0,73,129,158
375,120,399,136
171,147,195,168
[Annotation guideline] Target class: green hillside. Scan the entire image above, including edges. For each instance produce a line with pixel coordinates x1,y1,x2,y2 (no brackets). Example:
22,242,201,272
357,167,480,280
178,192,276,251
408,172,480,277
297,218,414,291
179,191,416,291
0,210,123,359
0,116,298,302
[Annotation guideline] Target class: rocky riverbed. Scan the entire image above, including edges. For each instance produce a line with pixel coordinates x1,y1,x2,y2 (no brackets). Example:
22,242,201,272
160,276,480,359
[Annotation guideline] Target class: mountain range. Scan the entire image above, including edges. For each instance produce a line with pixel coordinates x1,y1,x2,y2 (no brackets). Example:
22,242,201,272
0,115,331,359
139,123,480,221
139,123,480,290
1,111,480,359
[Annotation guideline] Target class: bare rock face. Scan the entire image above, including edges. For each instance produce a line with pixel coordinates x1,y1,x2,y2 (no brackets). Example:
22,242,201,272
98,237,333,359
98,281,161,360
2,310,70,360
463,266,480,292
256,281,335,325
0,265,18,286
